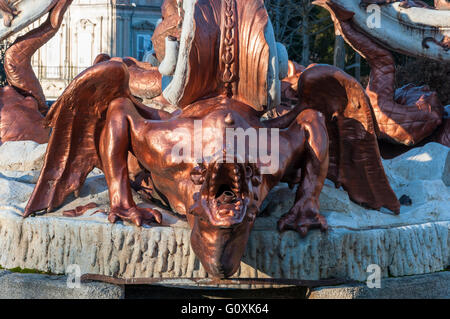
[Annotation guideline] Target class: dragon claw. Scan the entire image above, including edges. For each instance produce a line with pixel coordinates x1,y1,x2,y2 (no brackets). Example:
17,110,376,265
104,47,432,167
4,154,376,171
108,206,162,226
277,202,328,237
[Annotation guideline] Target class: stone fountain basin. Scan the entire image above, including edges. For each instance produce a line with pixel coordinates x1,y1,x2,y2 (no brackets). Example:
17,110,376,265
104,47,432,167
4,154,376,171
0,141,448,288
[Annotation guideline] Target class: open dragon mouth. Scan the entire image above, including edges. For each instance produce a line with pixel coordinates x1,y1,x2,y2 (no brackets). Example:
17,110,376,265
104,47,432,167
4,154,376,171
189,160,260,278
205,162,249,227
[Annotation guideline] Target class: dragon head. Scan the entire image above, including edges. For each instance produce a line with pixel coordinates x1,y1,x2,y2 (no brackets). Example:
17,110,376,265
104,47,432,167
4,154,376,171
188,156,262,278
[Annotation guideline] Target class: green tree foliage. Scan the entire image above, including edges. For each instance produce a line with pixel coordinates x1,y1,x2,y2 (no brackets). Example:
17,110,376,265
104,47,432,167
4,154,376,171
264,0,366,79
264,0,447,89
265,0,335,65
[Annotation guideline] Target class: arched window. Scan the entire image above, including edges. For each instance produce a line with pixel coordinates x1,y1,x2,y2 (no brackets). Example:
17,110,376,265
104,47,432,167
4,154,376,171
132,20,155,61
136,33,152,61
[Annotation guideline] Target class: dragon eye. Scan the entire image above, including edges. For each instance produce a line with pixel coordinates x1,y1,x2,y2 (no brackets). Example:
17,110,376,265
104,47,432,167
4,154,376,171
190,166,206,185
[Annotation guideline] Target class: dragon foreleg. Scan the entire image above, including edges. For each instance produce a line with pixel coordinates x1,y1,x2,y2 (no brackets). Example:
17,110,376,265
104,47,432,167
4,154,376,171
99,97,162,226
277,109,329,237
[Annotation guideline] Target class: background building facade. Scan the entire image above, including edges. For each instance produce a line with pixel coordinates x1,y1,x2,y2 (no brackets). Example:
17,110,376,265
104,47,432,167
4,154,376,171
27,0,162,99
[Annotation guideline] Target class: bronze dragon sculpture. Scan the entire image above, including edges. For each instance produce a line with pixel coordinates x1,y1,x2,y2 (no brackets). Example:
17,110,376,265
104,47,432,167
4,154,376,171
0,0,447,278
23,0,403,278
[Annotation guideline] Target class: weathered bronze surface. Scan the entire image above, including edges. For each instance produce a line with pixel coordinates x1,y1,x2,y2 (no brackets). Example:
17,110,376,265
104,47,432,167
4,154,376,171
93,54,162,100
435,0,450,9
0,0,71,145
0,86,49,143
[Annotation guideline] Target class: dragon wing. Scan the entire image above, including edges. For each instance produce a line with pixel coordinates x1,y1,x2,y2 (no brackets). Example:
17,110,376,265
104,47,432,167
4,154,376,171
24,61,131,216
298,64,400,213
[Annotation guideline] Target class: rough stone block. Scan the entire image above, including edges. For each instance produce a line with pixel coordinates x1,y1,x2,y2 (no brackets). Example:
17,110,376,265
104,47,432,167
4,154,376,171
308,271,450,299
0,141,47,172
0,270,124,299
